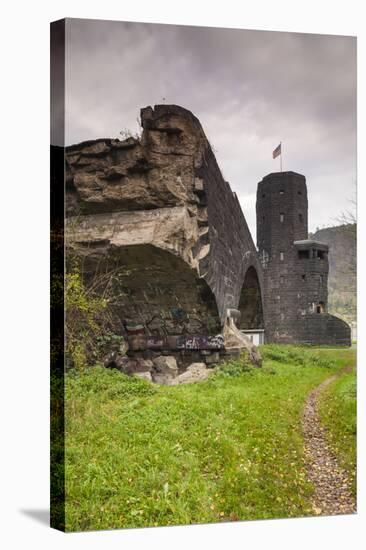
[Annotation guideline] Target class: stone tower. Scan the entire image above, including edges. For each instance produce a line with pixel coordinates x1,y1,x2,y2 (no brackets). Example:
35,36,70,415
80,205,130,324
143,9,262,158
256,171,350,344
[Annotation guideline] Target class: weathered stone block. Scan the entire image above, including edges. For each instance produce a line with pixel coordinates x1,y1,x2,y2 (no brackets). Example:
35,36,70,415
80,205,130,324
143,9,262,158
171,363,209,385
204,352,220,364
152,355,178,372
134,358,154,373
194,178,204,192
151,355,178,384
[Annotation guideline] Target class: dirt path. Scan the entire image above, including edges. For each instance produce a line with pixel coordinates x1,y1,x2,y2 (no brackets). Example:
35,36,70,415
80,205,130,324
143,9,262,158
302,371,356,516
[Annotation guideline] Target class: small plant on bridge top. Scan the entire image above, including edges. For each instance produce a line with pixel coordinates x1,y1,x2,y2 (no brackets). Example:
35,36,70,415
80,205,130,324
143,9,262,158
119,127,141,141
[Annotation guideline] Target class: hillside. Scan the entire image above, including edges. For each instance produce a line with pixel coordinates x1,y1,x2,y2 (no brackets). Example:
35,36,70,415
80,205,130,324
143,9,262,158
311,224,356,326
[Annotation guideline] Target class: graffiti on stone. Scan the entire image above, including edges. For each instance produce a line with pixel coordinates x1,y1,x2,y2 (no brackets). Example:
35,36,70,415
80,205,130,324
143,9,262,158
175,334,224,350
146,336,165,349
208,334,224,348
139,334,225,350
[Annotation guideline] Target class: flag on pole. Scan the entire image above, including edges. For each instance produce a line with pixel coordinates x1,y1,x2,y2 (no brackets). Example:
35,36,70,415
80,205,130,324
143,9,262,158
272,143,281,159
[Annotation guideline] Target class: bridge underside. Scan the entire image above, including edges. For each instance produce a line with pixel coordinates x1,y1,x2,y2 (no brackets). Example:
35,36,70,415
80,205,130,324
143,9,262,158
79,244,222,341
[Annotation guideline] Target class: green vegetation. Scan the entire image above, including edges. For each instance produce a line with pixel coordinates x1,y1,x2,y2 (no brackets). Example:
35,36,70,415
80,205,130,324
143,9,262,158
65,345,354,532
319,358,357,493
65,267,124,369
66,270,108,369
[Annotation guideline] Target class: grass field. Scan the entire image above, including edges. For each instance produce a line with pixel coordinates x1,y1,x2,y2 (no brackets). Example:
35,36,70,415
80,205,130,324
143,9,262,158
64,345,355,532
319,355,357,493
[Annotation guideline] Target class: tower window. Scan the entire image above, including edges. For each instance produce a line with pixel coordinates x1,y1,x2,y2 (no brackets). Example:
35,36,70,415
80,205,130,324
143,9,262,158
302,274,306,281
280,252,284,261
280,213,285,223
280,275,284,284
317,250,325,259
298,250,310,259
279,190,284,195
262,194,266,198
262,216,265,222
299,213,303,223
311,302,325,314
298,190,302,195
260,249,269,267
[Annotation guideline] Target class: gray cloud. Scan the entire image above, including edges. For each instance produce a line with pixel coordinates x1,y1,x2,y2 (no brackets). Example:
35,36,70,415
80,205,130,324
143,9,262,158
65,18,356,238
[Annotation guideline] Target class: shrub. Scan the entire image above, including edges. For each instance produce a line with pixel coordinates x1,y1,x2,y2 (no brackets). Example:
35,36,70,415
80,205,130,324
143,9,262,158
65,268,122,370
214,354,254,377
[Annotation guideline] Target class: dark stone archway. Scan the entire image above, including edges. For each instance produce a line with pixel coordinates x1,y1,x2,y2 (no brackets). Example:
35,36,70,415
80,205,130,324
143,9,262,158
238,266,264,330
79,243,222,337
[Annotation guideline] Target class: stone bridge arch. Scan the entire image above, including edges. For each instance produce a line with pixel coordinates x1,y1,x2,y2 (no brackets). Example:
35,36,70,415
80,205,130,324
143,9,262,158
237,264,264,330
77,243,222,338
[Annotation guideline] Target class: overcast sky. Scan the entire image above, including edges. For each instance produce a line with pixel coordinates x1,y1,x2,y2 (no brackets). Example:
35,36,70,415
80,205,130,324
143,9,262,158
65,18,356,239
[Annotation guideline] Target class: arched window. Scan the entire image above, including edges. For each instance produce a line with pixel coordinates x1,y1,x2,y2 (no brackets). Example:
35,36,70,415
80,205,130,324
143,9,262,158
313,302,325,314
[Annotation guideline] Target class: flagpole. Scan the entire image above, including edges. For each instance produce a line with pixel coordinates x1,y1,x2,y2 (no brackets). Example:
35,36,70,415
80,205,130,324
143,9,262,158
280,141,282,172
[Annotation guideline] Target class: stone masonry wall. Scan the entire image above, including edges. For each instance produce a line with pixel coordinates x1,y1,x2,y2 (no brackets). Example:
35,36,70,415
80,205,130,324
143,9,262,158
66,105,265,360
65,105,350,354
256,171,350,345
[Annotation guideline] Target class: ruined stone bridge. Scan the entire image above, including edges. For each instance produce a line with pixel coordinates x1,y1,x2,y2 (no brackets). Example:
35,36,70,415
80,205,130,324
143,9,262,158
66,105,265,355
65,104,350,367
